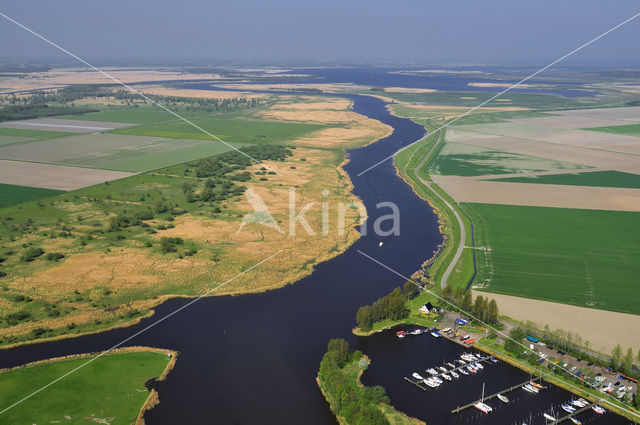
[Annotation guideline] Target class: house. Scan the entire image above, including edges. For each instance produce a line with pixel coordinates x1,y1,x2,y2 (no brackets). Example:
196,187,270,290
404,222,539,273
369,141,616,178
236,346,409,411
419,302,435,314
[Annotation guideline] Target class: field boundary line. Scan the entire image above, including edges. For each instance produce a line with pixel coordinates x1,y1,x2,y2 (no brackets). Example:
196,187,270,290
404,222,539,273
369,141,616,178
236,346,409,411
0,250,281,415
0,11,281,175
356,10,640,176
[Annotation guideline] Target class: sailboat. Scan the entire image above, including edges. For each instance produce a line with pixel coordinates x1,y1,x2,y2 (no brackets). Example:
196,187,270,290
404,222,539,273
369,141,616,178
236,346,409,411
474,383,493,414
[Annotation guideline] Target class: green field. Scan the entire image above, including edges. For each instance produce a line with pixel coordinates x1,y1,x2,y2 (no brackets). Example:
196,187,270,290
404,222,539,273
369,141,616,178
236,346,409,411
112,114,324,143
0,351,170,425
585,123,640,136
466,203,640,314
489,170,640,189
0,183,64,208
63,106,212,124
0,127,75,139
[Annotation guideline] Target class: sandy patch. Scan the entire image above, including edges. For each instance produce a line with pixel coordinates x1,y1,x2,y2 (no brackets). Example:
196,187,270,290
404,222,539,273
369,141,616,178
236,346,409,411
0,159,135,190
433,175,640,211
475,291,640,354
468,82,550,89
383,87,436,93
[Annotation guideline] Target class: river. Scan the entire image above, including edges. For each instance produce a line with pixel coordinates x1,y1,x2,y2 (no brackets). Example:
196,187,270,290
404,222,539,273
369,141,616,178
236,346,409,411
0,91,631,425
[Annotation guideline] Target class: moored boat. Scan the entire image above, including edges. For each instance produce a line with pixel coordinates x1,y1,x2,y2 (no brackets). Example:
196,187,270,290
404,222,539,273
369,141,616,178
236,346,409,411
592,405,606,415
431,331,442,338
438,366,448,373
570,417,582,425
450,371,459,378
543,413,557,421
427,368,438,375
561,404,576,413
412,372,424,381
474,402,492,414
459,368,469,375
497,394,509,403
442,374,452,381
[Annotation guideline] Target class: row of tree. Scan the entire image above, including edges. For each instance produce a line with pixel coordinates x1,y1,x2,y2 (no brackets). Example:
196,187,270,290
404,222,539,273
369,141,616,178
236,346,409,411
318,339,390,425
611,344,640,378
441,285,499,324
356,288,410,331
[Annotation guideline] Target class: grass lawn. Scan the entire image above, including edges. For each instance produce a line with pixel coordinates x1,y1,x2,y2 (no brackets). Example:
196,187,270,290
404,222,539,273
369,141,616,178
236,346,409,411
0,350,170,425
111,114,325,143
488,170,640,189
585,123,640,136
466,203,640,314
0,183,64,208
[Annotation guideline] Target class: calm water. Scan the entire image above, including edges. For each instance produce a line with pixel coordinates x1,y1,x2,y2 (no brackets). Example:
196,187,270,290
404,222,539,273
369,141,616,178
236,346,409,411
0,92,630,424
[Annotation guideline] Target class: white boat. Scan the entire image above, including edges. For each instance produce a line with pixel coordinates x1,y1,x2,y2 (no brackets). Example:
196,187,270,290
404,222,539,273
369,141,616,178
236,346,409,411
379,241,383,247
397,334,405,338
438,366,448,373
459,368,469,376
457,359,467,365
442,374,452,381
412,373,424,381
427,368,438,375
423,378,437,388
592,405,606,415
410,329,422,335
446,362,456,368
497,394,509,403
432,376,443,384
431,331,442,338
450,371,459,378
474,362,484,370
474,383,493,414
570,417,582,425
571,400,586,408
474,402,492,414
467,365,477,373
522,385,537,394
543,413,557,421
561,404,576,413
489,357,498,363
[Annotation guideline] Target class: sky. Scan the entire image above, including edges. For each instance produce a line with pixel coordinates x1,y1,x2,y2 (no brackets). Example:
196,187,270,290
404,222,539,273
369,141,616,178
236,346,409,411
1,0,639,65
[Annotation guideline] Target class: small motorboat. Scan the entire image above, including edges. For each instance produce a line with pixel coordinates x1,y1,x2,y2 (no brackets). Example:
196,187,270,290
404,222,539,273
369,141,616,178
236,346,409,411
442,374,452,381
497,394,509,403
379,241,383,247
412,373,424,381
561,404,576,414
446,362,456,368
438,366,448,373
467,365,477,373
529,381,544,389
459,368,469,376
409,329,422,335
543,413,557,421
522,384,537,394
570,417,582,425
432,376,443,384
427,368,438,375
396,331,406,339
423,378,437,388
450,371,459,378
431,331,442,338
474,362,484,370
592,405,606,415
489,357,498,363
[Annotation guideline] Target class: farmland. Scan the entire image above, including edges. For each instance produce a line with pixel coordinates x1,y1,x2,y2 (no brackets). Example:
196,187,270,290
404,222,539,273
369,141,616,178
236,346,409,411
0,183,63,208
0,349,171,425
465,202,640,315
586,123,640,136
490,170,640,189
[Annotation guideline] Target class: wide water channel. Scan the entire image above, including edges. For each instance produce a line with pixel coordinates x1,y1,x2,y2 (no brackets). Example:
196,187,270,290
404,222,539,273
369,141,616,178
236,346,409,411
0,93,631,425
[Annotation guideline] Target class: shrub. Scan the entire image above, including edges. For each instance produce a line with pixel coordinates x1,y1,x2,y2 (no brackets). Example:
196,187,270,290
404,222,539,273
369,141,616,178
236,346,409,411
21,247,44,262
46,252,65,261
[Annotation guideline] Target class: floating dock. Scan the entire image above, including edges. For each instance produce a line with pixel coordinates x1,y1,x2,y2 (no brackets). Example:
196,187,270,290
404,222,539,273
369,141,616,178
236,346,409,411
451,377,545,414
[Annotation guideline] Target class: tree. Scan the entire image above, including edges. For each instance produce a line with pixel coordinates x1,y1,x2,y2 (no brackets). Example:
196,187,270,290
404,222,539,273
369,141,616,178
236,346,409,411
611,344,623,370
622,347,635,375
154,199,167,213
487,299,499,324
473,295,485,321
505,328,525,354
327,338,350,368
461,290,472,313
356,306,373,331
402,281,419,299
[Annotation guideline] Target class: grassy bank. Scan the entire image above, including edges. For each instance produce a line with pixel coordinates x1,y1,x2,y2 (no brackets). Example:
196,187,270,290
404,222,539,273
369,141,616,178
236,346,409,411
317,339,424,425
0,347,175,425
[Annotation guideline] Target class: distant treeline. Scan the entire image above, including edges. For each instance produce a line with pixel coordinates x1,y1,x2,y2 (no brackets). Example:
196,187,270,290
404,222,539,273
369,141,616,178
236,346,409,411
0,64,51,73
0,104,98,122
318,338,391,425
1,84,264,113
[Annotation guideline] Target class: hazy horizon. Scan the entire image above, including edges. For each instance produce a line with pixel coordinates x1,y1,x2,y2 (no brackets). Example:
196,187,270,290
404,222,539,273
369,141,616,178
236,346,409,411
1,0,639,65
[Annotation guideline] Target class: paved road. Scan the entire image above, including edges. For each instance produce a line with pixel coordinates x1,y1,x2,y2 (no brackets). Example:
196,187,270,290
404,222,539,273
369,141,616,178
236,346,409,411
411,128,466,289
